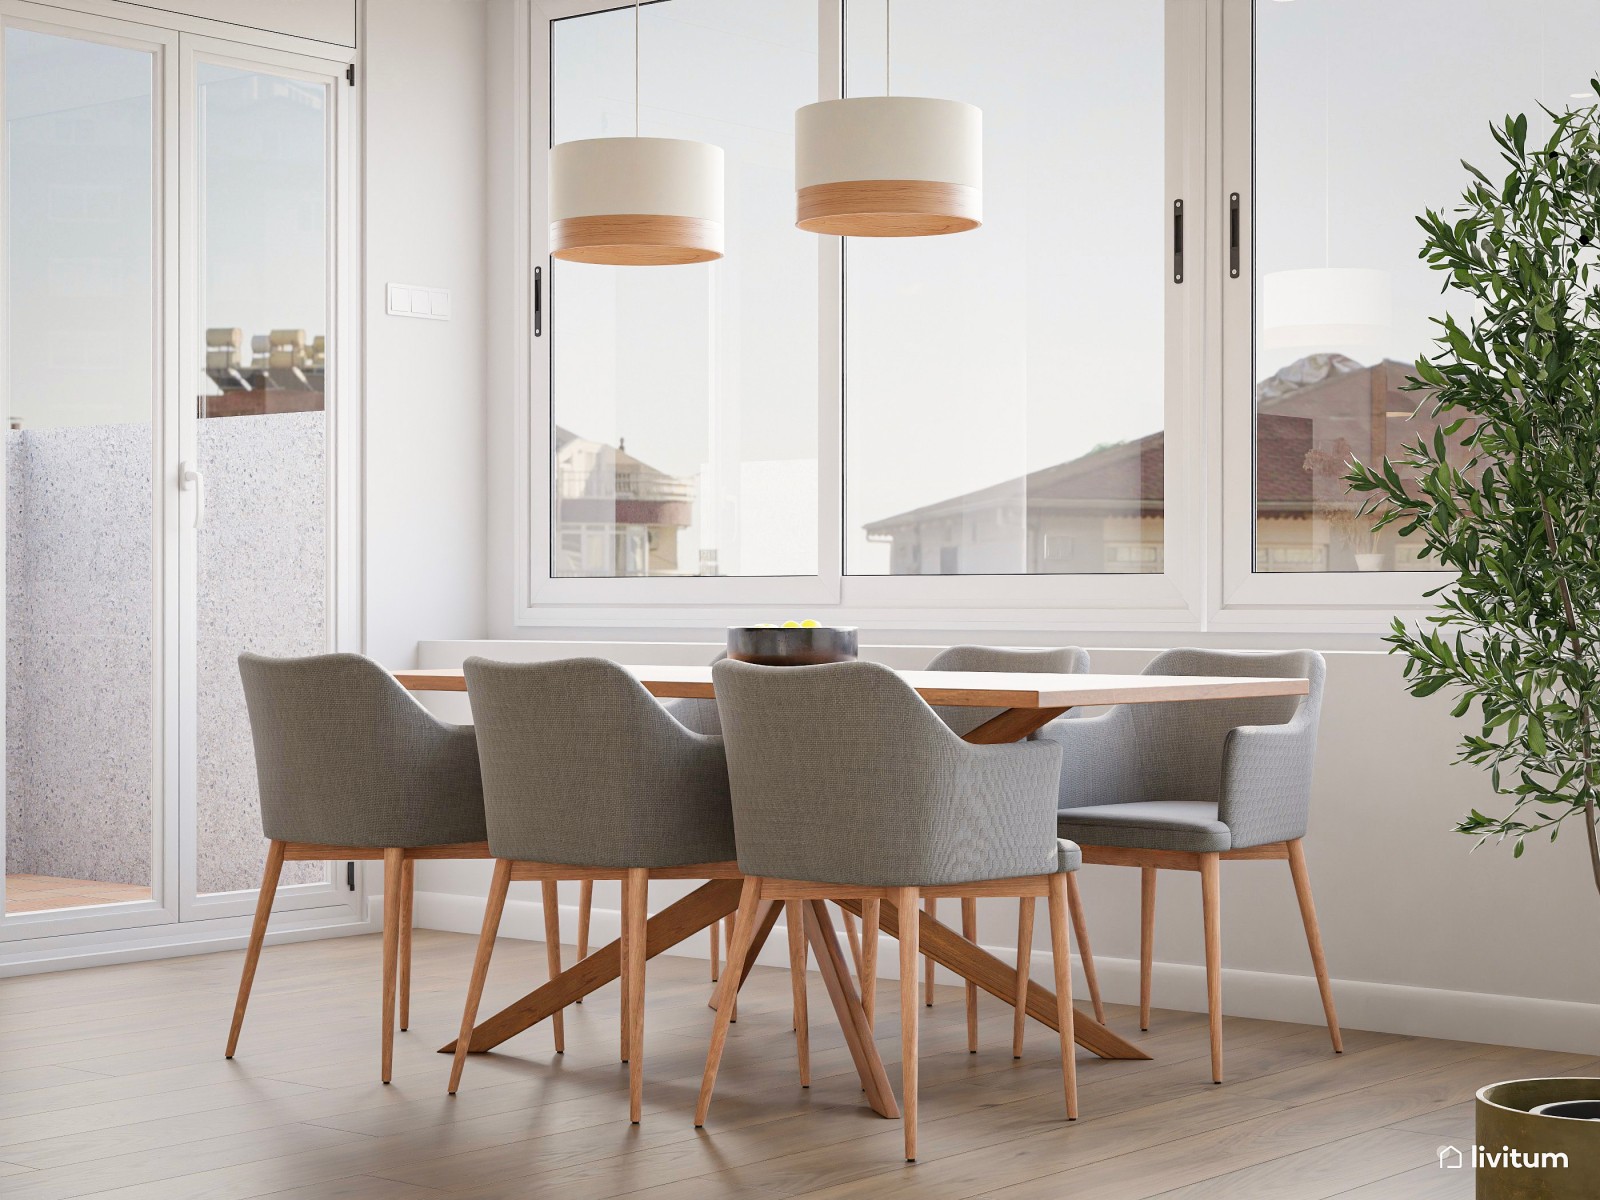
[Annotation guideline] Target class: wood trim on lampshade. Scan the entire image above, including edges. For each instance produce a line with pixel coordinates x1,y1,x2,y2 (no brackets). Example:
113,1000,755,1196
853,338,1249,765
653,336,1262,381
550,214,722,265
796,179,981,236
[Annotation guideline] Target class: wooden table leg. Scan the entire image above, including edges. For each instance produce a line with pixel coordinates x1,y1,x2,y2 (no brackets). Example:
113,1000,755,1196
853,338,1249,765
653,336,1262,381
440,878,744,1055
708,899,781,1013
834,898,1149,1061
803,899,899,1119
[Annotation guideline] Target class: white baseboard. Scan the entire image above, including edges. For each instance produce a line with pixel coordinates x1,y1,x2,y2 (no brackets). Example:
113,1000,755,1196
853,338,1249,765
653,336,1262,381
412,889,1600,1056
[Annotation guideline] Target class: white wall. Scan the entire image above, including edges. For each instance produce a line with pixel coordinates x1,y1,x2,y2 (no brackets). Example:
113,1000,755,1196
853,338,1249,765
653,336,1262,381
361,0,490,669
408,638,1600,1055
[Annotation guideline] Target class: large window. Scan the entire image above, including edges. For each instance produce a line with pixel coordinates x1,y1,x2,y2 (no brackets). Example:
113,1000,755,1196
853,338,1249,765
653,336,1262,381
1252,0,1600,574
531,0,1600,624
845,0,1168,577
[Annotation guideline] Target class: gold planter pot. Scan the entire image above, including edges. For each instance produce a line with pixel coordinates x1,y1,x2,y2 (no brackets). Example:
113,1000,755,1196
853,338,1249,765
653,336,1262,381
1474,1078,1600,1198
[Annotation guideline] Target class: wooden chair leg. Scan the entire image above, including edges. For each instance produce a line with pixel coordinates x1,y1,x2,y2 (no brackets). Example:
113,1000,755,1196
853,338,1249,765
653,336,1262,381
623,867,649,1123
1286,839,1343,1053
1012,896,1035,1059
398,858,415,1032
696,877,764,1126
895,886,920,1162
541,879,565,1054
577,879,593,1003
786,899,810,1086
1199,853,1223,1083
1139,866,1157,1031
961,897,979,1052
860,898,880,1027
620,880,632,1063
709,909,720,982
380,847,405,1083
225,839,285,1058
1045,875,1078,1120
724,915,738,1022
617,876,630,1068
923,896,936,1006
449,858,511,1094
1064,873,1105,1026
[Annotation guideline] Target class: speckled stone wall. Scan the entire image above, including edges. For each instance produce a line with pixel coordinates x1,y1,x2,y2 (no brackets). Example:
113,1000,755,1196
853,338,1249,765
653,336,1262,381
6,412,327,893
195,412,326,894
6,423,154,886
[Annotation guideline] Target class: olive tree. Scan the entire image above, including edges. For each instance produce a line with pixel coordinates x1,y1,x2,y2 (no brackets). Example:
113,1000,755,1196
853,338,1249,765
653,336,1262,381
1347,92,1600,899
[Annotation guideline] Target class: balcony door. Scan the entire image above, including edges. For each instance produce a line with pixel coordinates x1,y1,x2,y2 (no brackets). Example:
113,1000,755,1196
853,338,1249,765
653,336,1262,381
0,3,359,947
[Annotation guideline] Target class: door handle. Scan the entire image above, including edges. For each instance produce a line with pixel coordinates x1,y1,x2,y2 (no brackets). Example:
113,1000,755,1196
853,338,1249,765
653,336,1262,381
179,461,205,530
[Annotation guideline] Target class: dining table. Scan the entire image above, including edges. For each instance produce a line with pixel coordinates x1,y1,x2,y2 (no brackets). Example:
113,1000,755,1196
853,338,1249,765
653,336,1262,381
396,662,1311,1115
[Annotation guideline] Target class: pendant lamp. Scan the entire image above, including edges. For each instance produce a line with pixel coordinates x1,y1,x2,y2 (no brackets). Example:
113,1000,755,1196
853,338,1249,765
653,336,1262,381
794,0,981,236
549,1,724,265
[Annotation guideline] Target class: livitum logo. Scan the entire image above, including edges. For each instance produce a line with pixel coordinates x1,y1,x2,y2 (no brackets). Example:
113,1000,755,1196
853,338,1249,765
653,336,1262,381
1438,1144,1571,1170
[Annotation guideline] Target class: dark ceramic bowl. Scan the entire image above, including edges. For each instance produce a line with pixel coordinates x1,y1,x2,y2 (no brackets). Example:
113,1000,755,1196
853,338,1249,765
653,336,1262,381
726,626,858,666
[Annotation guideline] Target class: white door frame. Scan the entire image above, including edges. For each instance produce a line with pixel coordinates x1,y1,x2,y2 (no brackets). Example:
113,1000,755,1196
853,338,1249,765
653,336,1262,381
0,1,180,943
0,0,368,963
175,33,360,924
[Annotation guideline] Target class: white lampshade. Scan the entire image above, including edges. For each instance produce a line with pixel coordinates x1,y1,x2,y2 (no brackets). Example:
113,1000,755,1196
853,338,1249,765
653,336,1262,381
1263,268,1392,348
795,96,982,236
549,136,724,266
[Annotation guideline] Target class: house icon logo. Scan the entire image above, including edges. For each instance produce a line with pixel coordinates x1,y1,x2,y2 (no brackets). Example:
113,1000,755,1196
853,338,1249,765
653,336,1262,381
1438,1145,1464,1169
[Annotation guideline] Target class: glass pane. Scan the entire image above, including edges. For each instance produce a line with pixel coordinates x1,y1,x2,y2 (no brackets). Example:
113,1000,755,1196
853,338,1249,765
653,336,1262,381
845,0,1167,576
550,0,819,578
196,63,329,893
4,29,155,913
1253,0,1600,572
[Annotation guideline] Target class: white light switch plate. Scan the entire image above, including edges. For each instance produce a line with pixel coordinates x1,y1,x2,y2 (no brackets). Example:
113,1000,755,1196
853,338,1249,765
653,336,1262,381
387,283,451,320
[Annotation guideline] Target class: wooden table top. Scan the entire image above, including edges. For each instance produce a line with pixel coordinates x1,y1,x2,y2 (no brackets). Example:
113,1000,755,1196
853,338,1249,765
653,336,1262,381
395,664,1309,709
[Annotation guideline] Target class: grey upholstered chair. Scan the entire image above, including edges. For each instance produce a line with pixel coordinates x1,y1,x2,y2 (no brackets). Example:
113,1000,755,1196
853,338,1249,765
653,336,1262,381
697,659,1080,1163
231,652,490,1083
1045,648,1339,1083
449,657,739,1123
921,645,1103,1058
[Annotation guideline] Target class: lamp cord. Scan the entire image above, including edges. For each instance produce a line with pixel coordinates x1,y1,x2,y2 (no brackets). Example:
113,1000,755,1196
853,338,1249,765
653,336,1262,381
885,0,891,95
635,0,641,136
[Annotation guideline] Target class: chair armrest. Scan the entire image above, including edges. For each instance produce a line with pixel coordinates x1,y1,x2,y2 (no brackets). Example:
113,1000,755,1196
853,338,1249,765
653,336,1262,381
1217,720,1317,848
950,737,1065,879
1033,708,1144,809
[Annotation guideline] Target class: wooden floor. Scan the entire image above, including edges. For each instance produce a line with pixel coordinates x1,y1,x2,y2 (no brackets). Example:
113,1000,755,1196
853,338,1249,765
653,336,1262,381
4,875,151,914
0,929,1591,1200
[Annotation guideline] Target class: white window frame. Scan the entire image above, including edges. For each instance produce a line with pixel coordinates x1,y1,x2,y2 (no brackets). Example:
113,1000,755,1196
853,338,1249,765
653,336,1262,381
513,0,1457,635
1210,0,1451,632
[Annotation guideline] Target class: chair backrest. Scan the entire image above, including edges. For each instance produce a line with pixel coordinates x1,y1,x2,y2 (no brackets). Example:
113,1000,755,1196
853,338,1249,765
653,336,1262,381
1133,648,1325,808
712,658,1063,886
238,652,486,849
462,657,735,868
662,650,727,735
926,644,1090,737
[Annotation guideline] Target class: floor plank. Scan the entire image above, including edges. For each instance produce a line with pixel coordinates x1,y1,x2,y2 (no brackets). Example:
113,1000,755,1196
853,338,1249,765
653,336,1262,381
0,928,1575,1200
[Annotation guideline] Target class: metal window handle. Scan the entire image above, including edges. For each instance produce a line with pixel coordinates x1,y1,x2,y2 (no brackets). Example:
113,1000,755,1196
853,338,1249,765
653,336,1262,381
179,461,205,530
1173,199,1184,284
1229,192,1241,278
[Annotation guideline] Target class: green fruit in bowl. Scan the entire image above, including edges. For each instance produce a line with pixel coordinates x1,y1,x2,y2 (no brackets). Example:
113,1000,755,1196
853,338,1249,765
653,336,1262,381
801,619,820,628
782,620,801,628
